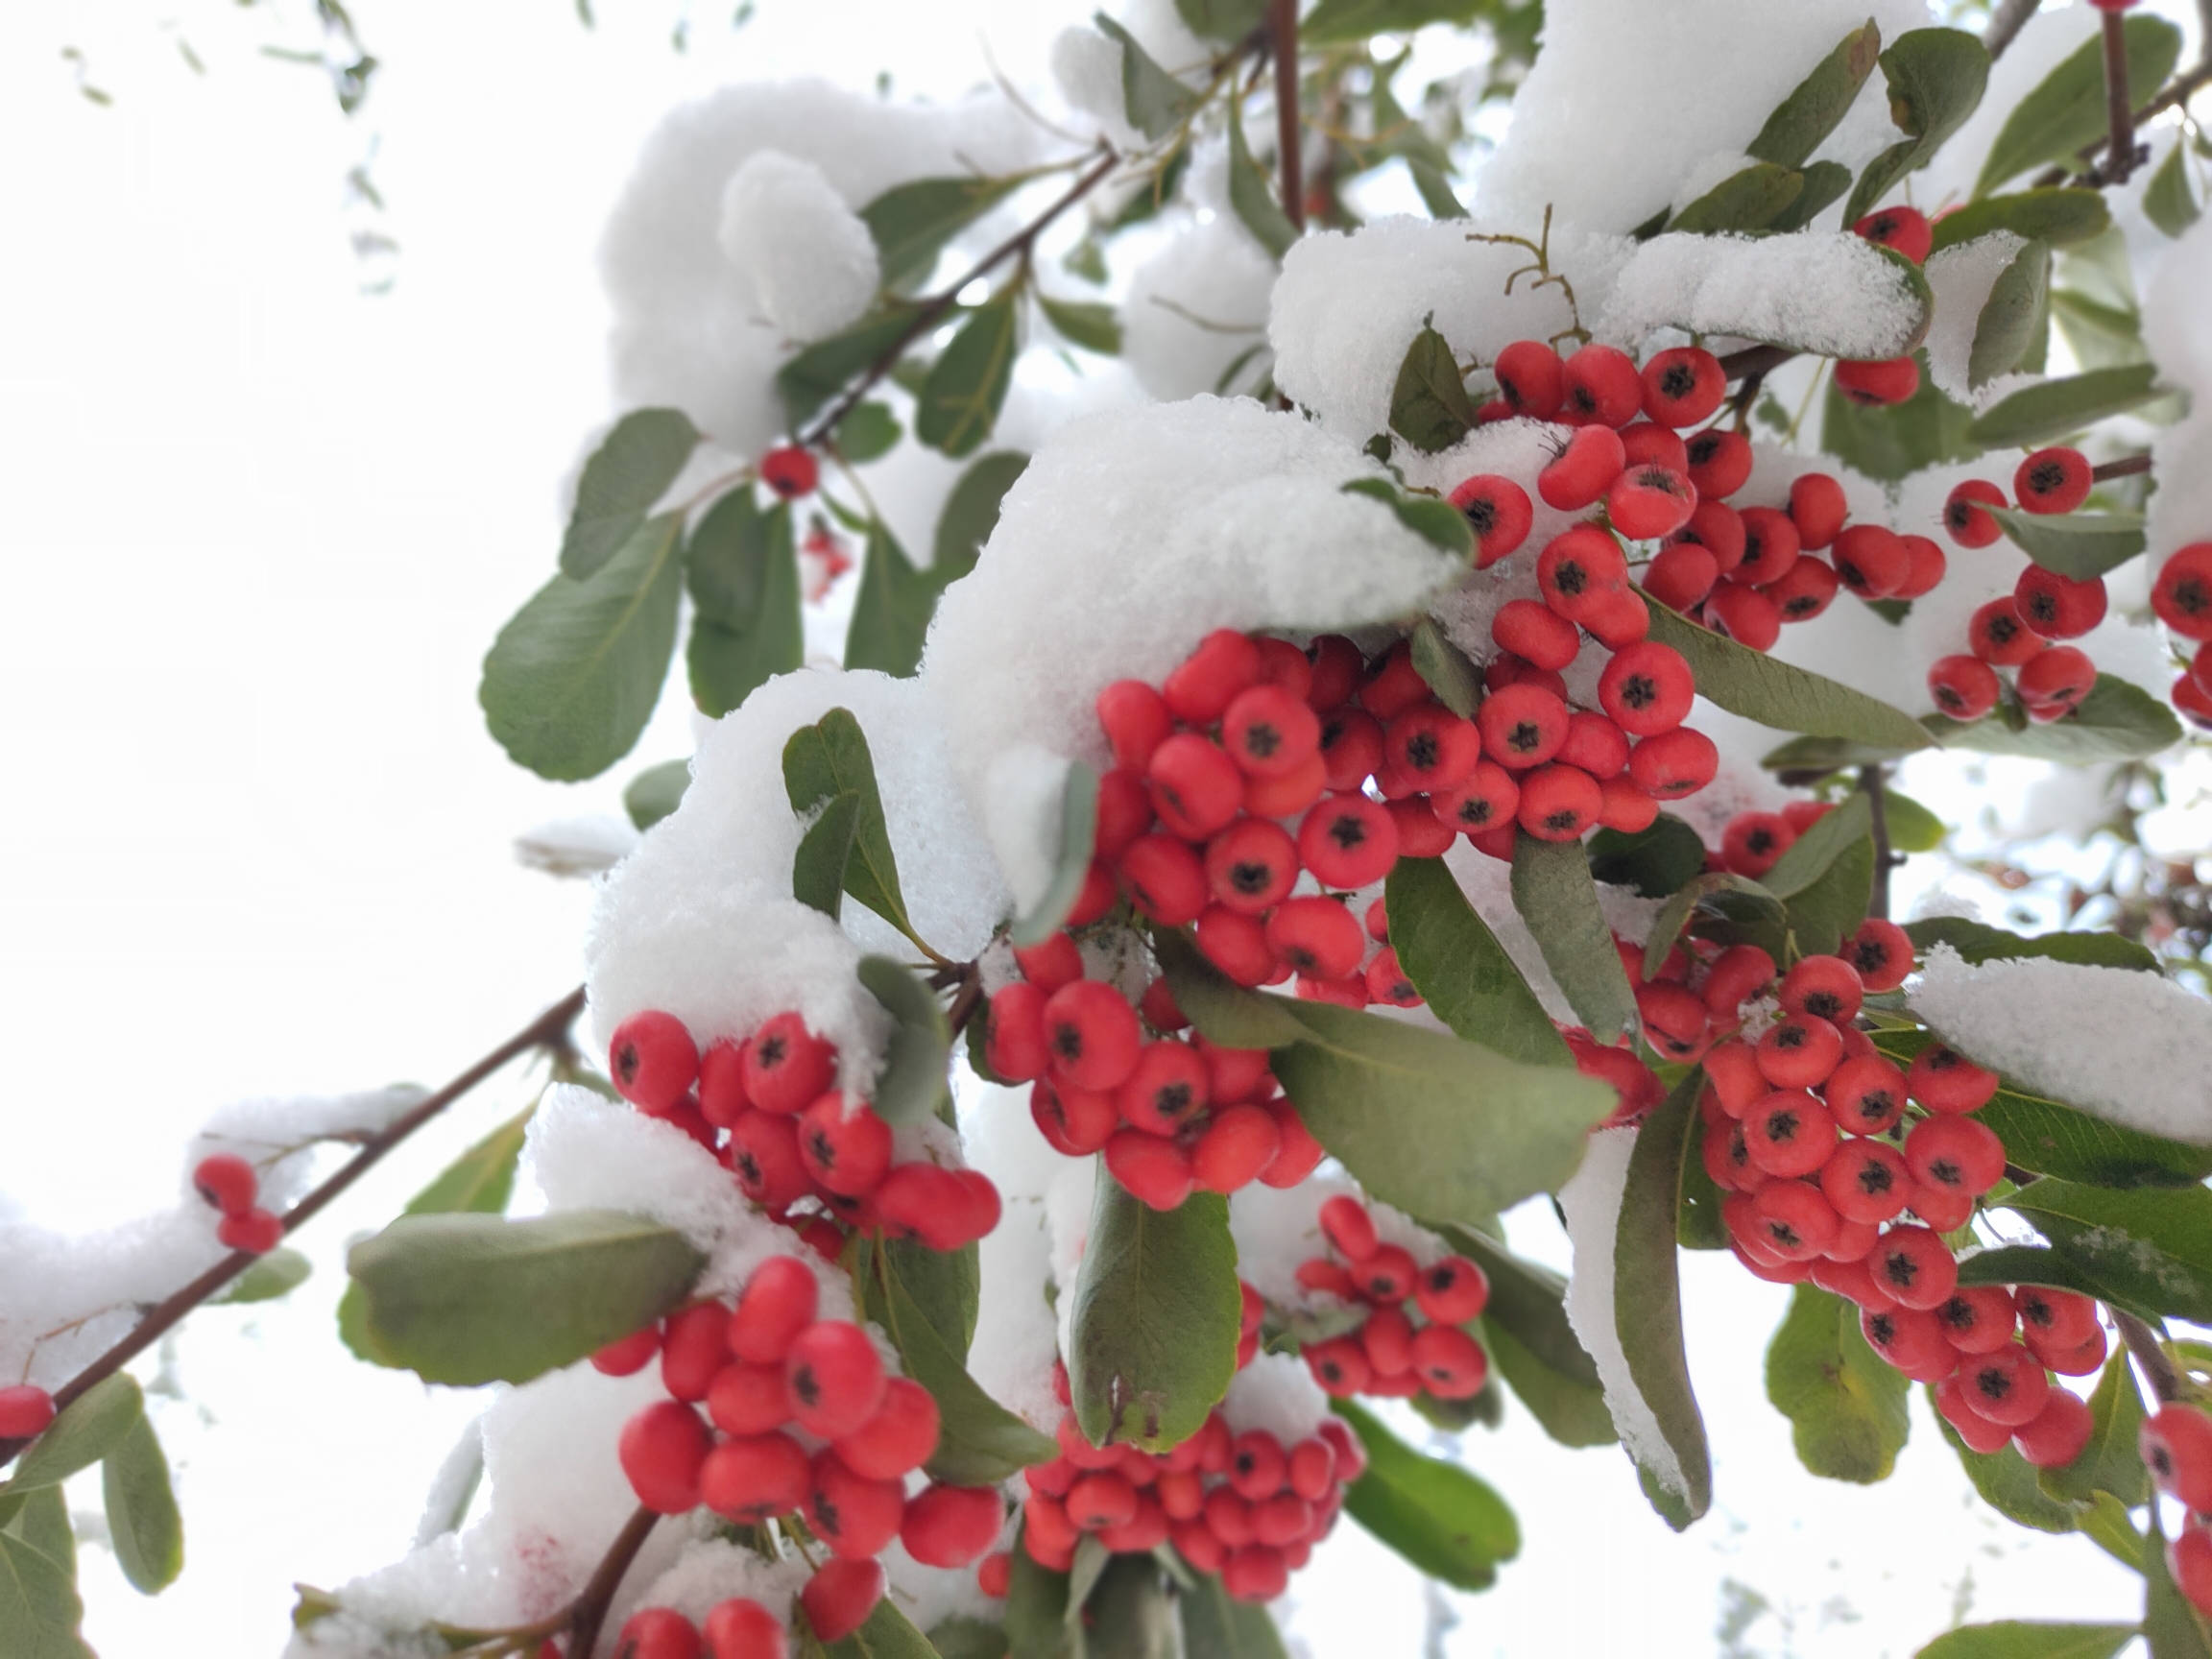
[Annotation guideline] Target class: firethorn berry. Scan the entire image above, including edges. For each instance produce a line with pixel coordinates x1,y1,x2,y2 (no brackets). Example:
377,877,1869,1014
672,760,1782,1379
1639,346,1725,427
1094,770,1154,861
2154,545,2212,638
1820,1140,1911,1224
1935,1286,2019,1356
1485,651,1569,697
2178,673,2212,727
1599,774,1661,834
1638,982,1708,1060
810,1448,910,1559
1936,1375,2016,1452
1831,523,1910,599
610,1011,701,1115
1316,707,1384,792
1407,1257,1487,1327
1862,1303,1952,1377
1644,543,1719,611
1013,934,1083,997
1351,1243,1418,1303
698,1040,755,1128
1843,919,1915,991
985,985,1051,1082
1305,636,1363,709
620,1399,712,1513
1223,1545,1291,1603
1728,507,1796,588
899,1482,1002,1569
1866,1224,1959,1310
1538,423,1627,511
0,1384,56,1440
1620,421,1691,471
1834,356,1920,406
1746,1181,1839,1261
1042,980,1142,1092
1120,832,1211,926
1360,640,1431,719
1194,907,1274,988
707,1359,791,1437
1626,726,1718,799
1297,791,1399,887
1929,654,2003,720
1252,635,1313,697
1852,204,1934,264
1447,474,1535,567
1201,818,1296,916
1193,1103,1284,1191
783,1321,886,1440
1096,680,1173,771
728,1108,811,1212
798,1094,892,1196
1826,1055,1909,1136
1674,497,1748,570
2008,1386,2093,1470
1704,579,1783,650
594,1326,662,1378
1362,947,1422,1009
217,1208,284,1254
801,1558,886,1644
1779,956,1863,1024
2014,446,2092,515
1538,525,1630,619
1763,555,1839,625
1117,1041,1211,1136
743,1013,837,1115
1146,733,1244,841
1383,705,1481,794
1493,598,1581,672
1516,763,1603,841
2018,645,2097,717
1221,685,1321,779
1561,342,1643,427
1893,534,1947,600
1409,1323,1489,1398
1906,1043,1999,1114
1493,340,1565,418
703,1599,786,1659
1910,1179,1975,1232
1685,427,1754,499
758,445,818,499
1702,949,1778,1024
1597,642,1694,736
1581,587,1651,650
1968,598,2045,666
192,1152,259,1216
699,1431,810,1524
1755,1015,1845,1090
1959,1345,2052,1428
1064,859,1118,927
662,1302,735,1401
1319,1194,1380,1260
613,1608,703,1659
1607,465,1697,540
2143,1405,2212,1509
1105,1127,1197,1210
1477,682,1571,771
1906,1113,2005,1198
1164,630,1263,724
1557,711,1629,779
1431,763,1521,835
1719,809,1798,877
1743,1090,1838,1178
1943,478,2008,547
2016,1285,2100,1350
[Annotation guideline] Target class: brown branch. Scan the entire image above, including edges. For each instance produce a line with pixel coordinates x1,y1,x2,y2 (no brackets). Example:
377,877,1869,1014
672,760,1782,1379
1719,344,1797,384
2032,60,2212,187
1984,0,2043,62
0,985,588,1471
563,1505,661,1659
1861,763,1899,921
2094,452,2152,482
2115,1308,2184,1405
795,149,1119,449
2102,6,2139,187
947,962,986,1040
1269,0,1303,232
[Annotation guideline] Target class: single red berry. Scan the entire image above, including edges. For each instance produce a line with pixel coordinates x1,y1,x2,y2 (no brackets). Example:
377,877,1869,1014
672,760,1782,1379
1146,733,1244,841
1414,1256,1489,1325
1825,1054,1908,1136
1684,428,1753,499
1063,859,1118,927
2154,544,2212,640
784,1322,886,1440
1515,763,1602,841
1028,1078,1115,1156
2017,645,2097,717
873,1163,981,1251
1493,341,1565,418
592,1326,661,1378
1260,1099,1325,1189
1673,497,1747,572
1163,630,1263,725
1911,1179,1977,1232
1361,947,1423,1009
700,1431,810,1524
759,445,817,499
1907,1043,2000,1114
1703,580,1782,651
1409,1323,1489,1398
1620,421,1691,471
1359,639,1431,720
2144,1405,2212,1510
1116,1040,1211,1136
1958,1343,2052,1428
1608,465,1698,540
1041,980,1142,1092
1702,950,1778,1022
1447,474,1535,567
1304,636,1363,709
1819,1140,1910,1224
1202,819,1296,915
2009,1385,2092,1469
1477,682,1571,771
2009,565,2108,643
1253,635,1312,698
828,1377,941,1482
1843,919,1914,991
976,1551,1014,1599
1936,1373,2017,1451
1383,704,1482,795
2014,447,2092,516
1735,508,1801,587
1625,726,1718,800
1742,1089,1838,1178
1430,761,1521,835
1141,975,1189,1032
902,1482,1004,1568
1892,533,1948,600
2016,1285,2100,1349
1221,685,1322,780
192,1152,258,1217
1485,652,1570,698
1943,479,2008,547
1907,1114,2006,1198
1861,1303,1952,1378
1834,357,1920,406
800,1558,886,1643
1104,1129,1195,1210
1779,956,1863,1024
1266,896,1366,979
1296,791,1399,887
1490,599,1578,672
1194,905,1276,988
1351,1242,1417,1302
1864,1224,1958,1310
798,1094,892,1197
1720,811,1796,878
1929,654,2002,720
1118,832,1210,926
706,1360,790,1437
984,984,1050,1083
1092,767,1152,863
1096,680,1173,771
1756,1018,1845,1091
613,1608,704,1659
620,1400,711,1513
1191,1102,1283,1192
1644,543,1719,612
1968,598,2046,666
1316,706,1384,794
1561,343,1643,427
1317,1193,1378,1261
1831,524,1910,600
610,1011,700,1115
1222,1543,1290,1603
702,1598,787,1659
1014,932,1085,996
1743,1180,1839,1261
1852,204,1933,264
1935,1286,2019,1356
661,1301,734,1402
0,1384,57,1440
1537,423,1627,512
1226,1431,1287,1501
217,1208,283,1254
742,1013,837,1116
1639,346,1725,427
1597,641,1694,736
697,1040,752,1128
726,1110,809,1212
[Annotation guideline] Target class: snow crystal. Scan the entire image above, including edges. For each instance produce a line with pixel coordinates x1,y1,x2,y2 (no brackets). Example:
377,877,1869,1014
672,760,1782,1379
1909,943,2212,1144
1602,231,1929,362
2145,209,2212,563
923,397,1466,909
1557,1125,1689,1502
716,150,881,344
514,814,640,878
1220,1351,1331,1447
1123,217,1278,401
1920,232,2030,406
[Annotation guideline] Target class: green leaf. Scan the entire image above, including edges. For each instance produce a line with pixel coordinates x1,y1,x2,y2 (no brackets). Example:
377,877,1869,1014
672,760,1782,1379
2002,1178,2212,1325
1094,14,1202,140
834,400,902,464
860,175,1022,292
1761,733,1916,774
1086,1554,1178,1658
2082,1488,2147,1571
1761,793,1872,899
1767,160,1856,233
1040,295,1121,355
2040,1350,2149,1508
1976,14,2183,197
1783,836,1876,958
346,1211,703,1386
1153,930,1310,1051
1644,873,1784,980
1903,917,2157,973
1953,1245,2170,1327
1179,1571,1288,1657
856,956,952,1128
844,519,940,679
622,758,690,830
1226,102,1297,261
1173,0,1266,42
1586,815,1707,900
1615,1071,1714,1527
1821,349,1984,481
1509,832,1637,1041
1480,1316,1618,1447
210,1244,312,1306
2146,137,2202,239
1915,1624,2137,1659
1387,324,1478,454
1934,1402,2081,1533
1880,788,1946,853
1925,675,2181,763
1930,188,2111,253
778,302,926,431
688,499,803,718
1844,27,1991,224
934,451,1029,588
101,1414,181,1595
1386,857,1570,1067
928,1618,1013,1659
1337,476,1475,560
824,1597,946,1659
1986,505,2145,580
7,1375,142,1493
794,792,862,919
1010,762,1100,949
1765,1284,1910,1483
1971,239,2051,389
3,1488,72,1582
1005,1540,1072,1659
1408,615,1480,718
559,408,700,580
1332,1399,1519,1590
0,1529,92,1659
2148,1505,2212,1658
1748,20,1883,170
1667,163,1806,234
917,294,1020,461
1408,159,1466,220
481,512,684,781
1069,1172,1241,1452
783,708,919,946
1968,363,2163,447
1644,599,1933,751
1299,0,1482,45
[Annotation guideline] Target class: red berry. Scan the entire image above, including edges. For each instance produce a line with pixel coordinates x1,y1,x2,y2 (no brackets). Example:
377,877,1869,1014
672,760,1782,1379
593,1327,661,1378
2011,567,2106,644
1820,1140,1910,1224
193,1153,258,1216
2017,645,2096,716
1360,639,1431,719
1266,896,1366,979
2012,1387,2093,1468
784,1321,886,1439
613,1608,703,1659
1831,524,1909,600
707,1360,790,1437
1843,919,1914,991
1042,980,1142,1092
1936,1373,2017,1451
743,1013,836,1116
1119,833,1210,926
1943,479,2008,548
1220,685,1322,780
1493,341,1565,417
1731,508,1798,588
1684,427,1753,499
1478,682,1570,771
1834,357,1919,406
1488,599,1576,672
1968,598,2045,666
2154,544,2212,640
1253,636,1312,700
1608,465,1697,540
1351,1243,1418,1302
1742,1181,1839,1261
1409,1323,1489,1398
1104,1129,1195,1210
760,446,818,499
1562,343,1643,427
1448,474,1535,567
1644,543,1719,611
726,1110,808,1212
976,1552,1013,1598
1906,1043,1999,1114
1852,205,1932,264
1064,859,1118,927
1626,726,1718,800
1538,424,1628,512
661,1301,734,1402
1756,1018,1844,1091
1304,637,1362,710
1597,642,1694,736
1192,1102,1283,1192
1383,704,1481,795
621,1400,711,1513
1146,733,1244,841
0,1384,56,1440
985,984,1050,1083
902,1483,1004,1568
1935,1286,2019,1356
2144,1405,2212,1510
702,1599,787,1659
1620,421,1691,472
1515,763,1603,841
1702,950,1777,1022
1956,1344,2050,1428
800,1558,885,1643
217,1209,283,1254
1864,1225,1958,1310
1640,347,1725,427
805,1447,906,1559
1861,1303,1952,1378
1907,1114,2005,1198
1929,654,2002,720
1296,792,1399,887
1704,580,1782,651
1778,956,1863,1024
1720,811,1796,878
1743,1089,1838,1178
697,1041,752,1128
1014,932,1084,996
1431,762,1521,835
1674,498,1747,572
1556,711,1629,780
798,1094,892,1196
1117,1040,1212,1136
1259,1100,1325,1188
1194,905,1275,988
1227,1431,1286,1500
700,1431,810,1524
610,1011,700,1115
1164,631,1263,725
1416,1256,1489,1324
1826,1055,1908,1136
1315,706,1383,795
1096,681,1173,771
2014,447,2092,516
1093,768,1154,863
1893,535,1947,600
2016,1285,2100,1349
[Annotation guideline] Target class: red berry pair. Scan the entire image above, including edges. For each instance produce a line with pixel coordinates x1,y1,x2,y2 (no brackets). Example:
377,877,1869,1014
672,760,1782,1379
194,1153,282,1254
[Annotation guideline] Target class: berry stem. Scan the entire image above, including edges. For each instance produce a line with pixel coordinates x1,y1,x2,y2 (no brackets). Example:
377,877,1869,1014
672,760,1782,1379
1860,763,1902,922
2102,6,2139,187
2113,1308,2184,1405
1267,0,1303,233
561,1504,661,1659
2092,453,2152,482
0,985,588,1472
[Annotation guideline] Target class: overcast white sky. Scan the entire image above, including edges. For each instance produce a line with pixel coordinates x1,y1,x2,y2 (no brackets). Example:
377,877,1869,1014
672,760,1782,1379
0,2,2177,1653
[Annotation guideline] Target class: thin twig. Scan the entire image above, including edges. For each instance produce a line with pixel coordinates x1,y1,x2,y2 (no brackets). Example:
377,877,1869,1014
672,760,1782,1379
795,149,1119,449
2032,60,2212,186
1861,763,1898,922
1269,0,1303,231
0,985,589,1470
2102,5,2139,187
563,1505,661,1659
1984,0,2043,63
2115,1307,2184,1405
1719,344,1797,384
2094,452,2152,482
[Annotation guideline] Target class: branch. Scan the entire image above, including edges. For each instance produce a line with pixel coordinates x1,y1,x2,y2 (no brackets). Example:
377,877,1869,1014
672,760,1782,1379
2032,60,2212,186
2094,452,2152,482
1719,344,1796,384
0,984,588,1470
1269,0,1303,232
562,1505,661,1659
2114,1308,2185,1405
795,149,1120,449
1984,0,2043,62
1861,762,1899,922
2101,5,2139,187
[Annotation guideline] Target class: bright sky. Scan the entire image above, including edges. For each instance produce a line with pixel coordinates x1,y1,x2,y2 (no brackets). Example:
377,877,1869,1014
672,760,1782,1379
0,2,2174,1654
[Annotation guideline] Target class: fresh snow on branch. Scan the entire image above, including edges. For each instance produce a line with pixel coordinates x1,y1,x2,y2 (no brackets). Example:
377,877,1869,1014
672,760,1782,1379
1600,232,1929,362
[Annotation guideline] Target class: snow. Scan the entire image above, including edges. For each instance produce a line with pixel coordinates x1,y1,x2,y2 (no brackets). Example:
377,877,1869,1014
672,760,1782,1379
1230,1178,1442,1313
961,1080,1071,1430
1557,1125,1690,1503
1122,216,1278,401
716,150,881,344
1920,231,2031,407
1909,943,2212,1144
1220,1351,1331,1447
514,814,641,878
922,397,1468,911
619,1537,811,1630
1600,231,1930,362
2144,208,2212,564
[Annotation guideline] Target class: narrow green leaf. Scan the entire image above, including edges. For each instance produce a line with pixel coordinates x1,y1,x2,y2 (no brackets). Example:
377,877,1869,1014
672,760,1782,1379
1480,1316,1618,1448
622,758,690,830
1969,362,2163,449
2146,137,2202,239
1152,929,1310,1051
101,1414,182,1595
824,1597,946,1659
1408,617,1480,719
793,792,861,919
1385,857,1570,1067
1882,788,1947,852
1765,1284,1910,1483
1407,159,1466,220
917,293,1020,461
1931,188,2111,253
1953,1245,2171,1327
1783,835,1876,958
1337,476,1474,560
2082,1489,2146,1571
1986,505,2146,579
1748,20,1883,170
1086,1553,1178,1657
0,1530,92,1659
1645,599,1933,751
1903,917,2158,974
481,513,684,781
1644,874,1784,980
211,1245,312,1305
1094,14,1201,140
1010,762,1100,949
1332,1399,1519,1589
934,451,1029,588
1843,27,1991,223
1767,160,1855,233
1668,163,1806,234
687,499,803,716
2040,1350,2148,1507
833,400,901,464
1173,0,1266,42
7,1375,142,1493
1069,1173,1241,1452
1924,675,2180,763
346,1211,703,1386
782,708,918,945
929,1617,1013,1659
1615,1072,1714,1527
2148,1505,2212,1658
1970,239,2051,389
1179,1571,1288,1657
856,956,952,1128
844,518,939,679
860,175,1022,292
560,408,700,580
1821,350,1984,481
1509,832,1637,1041
1299,0,1483,45
1934,1402,2080,1533
777,302,926,430
1586,815,1707,900
1914,1623,2137,1659
1226,104,1297,260
1761,792,1873,898
1976,14,2183,196
2003,1179,2212,1325
1040,295,1122,355
1387,324,1478,454
2,1488,70,1587
1005,1538,1072,1659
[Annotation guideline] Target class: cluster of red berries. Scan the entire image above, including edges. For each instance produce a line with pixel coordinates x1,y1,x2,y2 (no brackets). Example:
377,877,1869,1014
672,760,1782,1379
604,1255,1004,1647
2145,1403,2212,1613
2152,543,2212,729
609,1009,1000,1253
1013,1361,1363,1603
192,1152,283,1255
1289,1196,1492,1404
1827,205,1939,409
0,1383,56,1440
798,519,854,604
